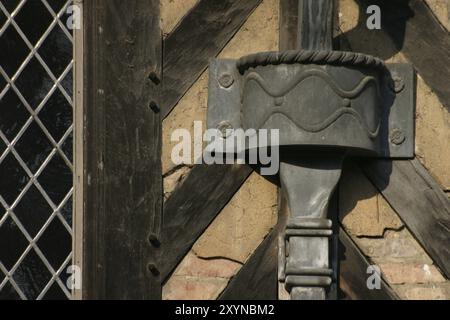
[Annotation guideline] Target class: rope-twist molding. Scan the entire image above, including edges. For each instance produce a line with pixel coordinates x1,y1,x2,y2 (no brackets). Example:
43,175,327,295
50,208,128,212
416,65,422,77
237,50,387,74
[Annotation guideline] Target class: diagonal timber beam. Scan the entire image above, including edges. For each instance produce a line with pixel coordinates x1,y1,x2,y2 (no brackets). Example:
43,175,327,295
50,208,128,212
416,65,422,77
161,0,262,119
161,164,252,282
360,159,450,278
348,0,450,113
161,0,450,297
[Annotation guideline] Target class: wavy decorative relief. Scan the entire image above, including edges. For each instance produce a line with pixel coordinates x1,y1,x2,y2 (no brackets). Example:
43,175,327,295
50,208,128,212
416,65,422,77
258,109,380,139
242,69,381,138
242,69,379,99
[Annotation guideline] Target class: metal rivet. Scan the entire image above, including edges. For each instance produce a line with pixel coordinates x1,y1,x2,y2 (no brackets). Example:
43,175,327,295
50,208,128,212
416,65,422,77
148,234,161,247
389,76,405,93
148,263,160,276
218,73,234,88
148,71,160,85
342,98,351,108
274,97,284,106
149,101,160,113
217,121,233,138
390,128,406,145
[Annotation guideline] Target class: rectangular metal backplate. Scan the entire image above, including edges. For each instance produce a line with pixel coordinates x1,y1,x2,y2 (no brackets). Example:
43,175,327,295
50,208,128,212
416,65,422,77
208,60,416,159
207,59,242,131
380,63,416,159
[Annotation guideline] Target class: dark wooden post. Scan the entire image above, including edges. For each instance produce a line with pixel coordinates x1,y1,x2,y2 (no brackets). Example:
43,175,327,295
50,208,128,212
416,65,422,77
76,0,162,299
297,0,334,50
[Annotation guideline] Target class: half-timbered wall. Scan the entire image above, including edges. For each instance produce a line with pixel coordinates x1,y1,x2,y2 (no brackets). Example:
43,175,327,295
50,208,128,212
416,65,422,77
161,0,279,299
161,0,450,300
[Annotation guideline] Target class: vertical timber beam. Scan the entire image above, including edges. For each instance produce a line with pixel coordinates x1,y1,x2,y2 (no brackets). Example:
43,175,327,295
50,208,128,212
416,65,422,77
77,0,162,299
297,0,334,50
280,0,300,51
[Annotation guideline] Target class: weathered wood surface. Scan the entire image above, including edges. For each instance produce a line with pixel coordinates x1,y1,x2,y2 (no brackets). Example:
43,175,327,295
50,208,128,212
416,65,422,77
361,159,450,278
162,0,262,118
161,164,252,281
279,0,300,50
82,0,162,299
350,0,450,112
298,0,334,50
339,229,398,300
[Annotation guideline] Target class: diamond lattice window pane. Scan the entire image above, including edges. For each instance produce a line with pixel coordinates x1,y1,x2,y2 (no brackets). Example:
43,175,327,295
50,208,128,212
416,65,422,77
61,131,72,164
0,9,6,32
0,73,6,92
0,0,73,300
0,281,21,300
39,89,73,142
36,218,71,270
47,0,69,15
0,201,6,223
13,249,52,300
42,262,72,300
14,0,53,46
0,216,28,270
15,121,53,173
43,282,67,300
37,153,72,206
0,26,29,78
61,68,73,97
59,8,73,36
0,137,6,156
0,89,30,141
59,195,72,226
15,57,53,110
2,0,21,13
14,185,53,238
0,153,30,206
38,26,72,78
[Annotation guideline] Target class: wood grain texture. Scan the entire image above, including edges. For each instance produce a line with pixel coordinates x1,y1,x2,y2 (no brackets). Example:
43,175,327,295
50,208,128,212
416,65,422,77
279,0,300,50
353,0,450,112
161,164,252,281
360,159,450,278
339,229,398,300
161,0,262,118
298,0,334,50
82,0,162,299
380,0,450,112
